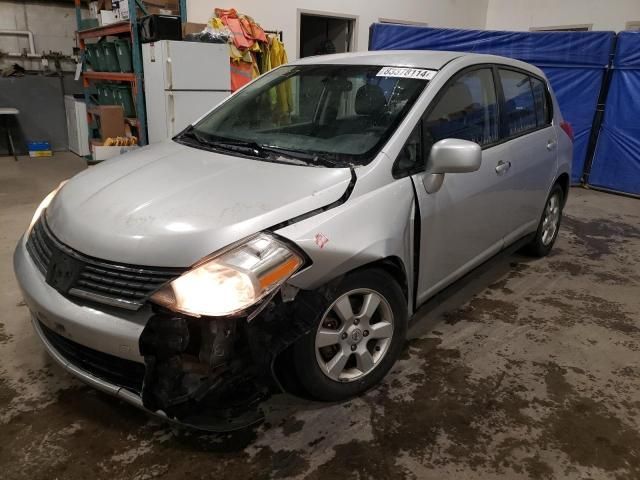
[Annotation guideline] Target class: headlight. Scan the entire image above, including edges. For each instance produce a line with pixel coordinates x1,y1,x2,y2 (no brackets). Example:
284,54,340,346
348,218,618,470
28,180,67,232
150,233,304,317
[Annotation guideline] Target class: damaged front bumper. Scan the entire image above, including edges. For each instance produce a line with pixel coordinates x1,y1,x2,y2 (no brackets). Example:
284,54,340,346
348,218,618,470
31,311,267,432
31,297,322,432
135,291,323,430
16,235,323,432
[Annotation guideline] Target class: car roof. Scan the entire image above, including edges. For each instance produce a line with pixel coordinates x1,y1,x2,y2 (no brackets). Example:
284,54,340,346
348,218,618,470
290,50,466,69
289,50,541,76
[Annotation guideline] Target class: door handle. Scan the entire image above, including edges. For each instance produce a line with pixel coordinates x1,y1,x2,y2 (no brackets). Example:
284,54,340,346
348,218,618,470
165,57,173,90
495,160,511,175
547,140,557,151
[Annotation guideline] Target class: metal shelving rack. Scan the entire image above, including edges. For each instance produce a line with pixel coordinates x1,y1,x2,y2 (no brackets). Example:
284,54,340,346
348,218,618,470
74,0,187,155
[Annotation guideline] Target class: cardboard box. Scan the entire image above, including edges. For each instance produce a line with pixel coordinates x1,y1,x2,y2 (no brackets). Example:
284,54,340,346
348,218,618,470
89,1,99,18
29,150,53,158
182,22,206,36
118,0,129,20
91,140,138,161
98,9,118,26
144,0,178,14
145,6,178,15
92,105,125,139
144,0,178,9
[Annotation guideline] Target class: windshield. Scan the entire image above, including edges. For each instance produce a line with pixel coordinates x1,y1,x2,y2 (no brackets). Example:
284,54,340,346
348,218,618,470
177,65,430,167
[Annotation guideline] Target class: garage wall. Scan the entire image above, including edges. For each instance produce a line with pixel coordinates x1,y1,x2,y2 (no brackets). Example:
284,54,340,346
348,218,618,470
186,0,489,59
485,0,640,32
0,0,80,72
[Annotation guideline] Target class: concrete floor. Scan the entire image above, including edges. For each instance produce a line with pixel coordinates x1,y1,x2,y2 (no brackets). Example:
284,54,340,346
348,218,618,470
1,152,639,480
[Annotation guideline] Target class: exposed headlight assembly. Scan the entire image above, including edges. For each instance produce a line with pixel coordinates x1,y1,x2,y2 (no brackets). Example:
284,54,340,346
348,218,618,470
150,233,304,318
29,180,68,233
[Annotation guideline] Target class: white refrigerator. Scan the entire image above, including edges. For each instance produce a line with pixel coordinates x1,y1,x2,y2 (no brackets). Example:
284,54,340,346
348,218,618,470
142,41,231,144
64,95,90,157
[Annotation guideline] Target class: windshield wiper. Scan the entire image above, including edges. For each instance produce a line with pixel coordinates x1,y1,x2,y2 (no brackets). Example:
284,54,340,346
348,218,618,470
177,129,346,167
258,145,344,167
178,129,268,158
208,137,270,158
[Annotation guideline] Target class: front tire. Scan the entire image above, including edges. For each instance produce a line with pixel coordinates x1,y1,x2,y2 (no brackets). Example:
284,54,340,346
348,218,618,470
523,183,564,257
293,268,407,401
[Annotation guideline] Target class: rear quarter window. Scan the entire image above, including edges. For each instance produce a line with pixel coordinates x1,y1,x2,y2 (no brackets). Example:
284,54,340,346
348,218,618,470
531,77,552,127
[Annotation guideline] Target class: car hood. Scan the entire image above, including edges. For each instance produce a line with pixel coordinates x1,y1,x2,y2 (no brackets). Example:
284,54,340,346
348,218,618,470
46,141,352,267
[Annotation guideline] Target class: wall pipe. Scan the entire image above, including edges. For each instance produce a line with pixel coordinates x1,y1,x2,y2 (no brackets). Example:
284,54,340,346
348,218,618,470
0,29,39,57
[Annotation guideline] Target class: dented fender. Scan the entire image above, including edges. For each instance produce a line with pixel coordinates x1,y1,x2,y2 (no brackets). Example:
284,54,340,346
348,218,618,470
275,173,416,312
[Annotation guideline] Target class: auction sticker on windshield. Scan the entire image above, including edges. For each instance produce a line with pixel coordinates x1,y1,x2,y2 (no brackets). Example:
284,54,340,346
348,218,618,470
377,67,436,80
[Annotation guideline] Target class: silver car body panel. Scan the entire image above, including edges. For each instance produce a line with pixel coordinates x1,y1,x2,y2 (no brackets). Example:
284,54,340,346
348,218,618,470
282,53,571,309
46,140,352,267
14,50,571,386
292,50,463,68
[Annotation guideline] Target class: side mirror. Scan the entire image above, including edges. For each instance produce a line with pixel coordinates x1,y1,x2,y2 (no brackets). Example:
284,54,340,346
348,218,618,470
426,139,482,174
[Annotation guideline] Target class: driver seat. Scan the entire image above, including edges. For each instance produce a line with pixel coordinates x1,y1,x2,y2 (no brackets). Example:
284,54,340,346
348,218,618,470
354,84,388,130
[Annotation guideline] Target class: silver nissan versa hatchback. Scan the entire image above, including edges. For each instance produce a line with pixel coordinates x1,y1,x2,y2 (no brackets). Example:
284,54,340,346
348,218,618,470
14,51,572,431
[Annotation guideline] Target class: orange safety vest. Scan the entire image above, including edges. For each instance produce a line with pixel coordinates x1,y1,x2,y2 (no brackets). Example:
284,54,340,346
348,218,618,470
215,8,254,50
230,60,253,92
239,15,267,43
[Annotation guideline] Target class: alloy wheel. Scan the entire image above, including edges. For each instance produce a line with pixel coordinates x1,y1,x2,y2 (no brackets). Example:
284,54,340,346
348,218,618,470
541,192,561,246
314,288,394,382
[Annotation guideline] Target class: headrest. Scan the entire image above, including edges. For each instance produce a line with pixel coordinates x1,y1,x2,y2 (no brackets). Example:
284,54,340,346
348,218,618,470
430,82,473,119
355,84,386,115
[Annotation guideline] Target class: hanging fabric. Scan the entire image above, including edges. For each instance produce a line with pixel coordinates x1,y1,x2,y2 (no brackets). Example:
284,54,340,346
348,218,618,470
208,9,288,91
230,59,254,91
268,35,293,120
215,8,254,50
229,47,259,91
239,15,267,44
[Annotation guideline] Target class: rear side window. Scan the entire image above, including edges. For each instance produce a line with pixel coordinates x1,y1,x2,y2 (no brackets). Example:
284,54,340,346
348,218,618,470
424,68,499,150
499,69,537,136
531,77,551,127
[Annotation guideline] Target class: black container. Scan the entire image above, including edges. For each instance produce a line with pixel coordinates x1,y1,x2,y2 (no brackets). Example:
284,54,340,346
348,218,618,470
139,15,182,43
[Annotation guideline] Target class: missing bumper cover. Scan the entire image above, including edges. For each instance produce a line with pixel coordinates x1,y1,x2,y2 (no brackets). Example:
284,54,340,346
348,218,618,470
137,289,327,431
139,312,267,431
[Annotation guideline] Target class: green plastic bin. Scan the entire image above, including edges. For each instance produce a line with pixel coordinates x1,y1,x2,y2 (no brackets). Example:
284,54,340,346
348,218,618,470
85,43,104,71
113,84,135,116
101,41,120,72
79,18,99,30
114,39,133,73
108,84,120,105
97,83,112,105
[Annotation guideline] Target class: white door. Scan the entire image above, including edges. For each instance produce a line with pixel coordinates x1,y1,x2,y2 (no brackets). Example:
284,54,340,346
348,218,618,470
164,90,230,139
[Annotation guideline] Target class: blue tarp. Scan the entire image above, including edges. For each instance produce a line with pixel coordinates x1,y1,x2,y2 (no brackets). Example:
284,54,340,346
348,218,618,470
588,32,640,196
369,24,616,183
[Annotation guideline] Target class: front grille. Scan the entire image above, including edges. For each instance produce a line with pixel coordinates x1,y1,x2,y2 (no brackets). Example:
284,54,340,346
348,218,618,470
26,216,184,310
39,320,145,393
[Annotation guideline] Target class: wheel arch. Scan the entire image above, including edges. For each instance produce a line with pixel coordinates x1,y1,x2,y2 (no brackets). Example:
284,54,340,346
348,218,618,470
555,172,570,206
269,255,409,396
349,256,409,301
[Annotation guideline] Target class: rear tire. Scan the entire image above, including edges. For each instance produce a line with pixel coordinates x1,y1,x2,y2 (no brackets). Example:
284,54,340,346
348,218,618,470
523,183,564,257
293,268,407,402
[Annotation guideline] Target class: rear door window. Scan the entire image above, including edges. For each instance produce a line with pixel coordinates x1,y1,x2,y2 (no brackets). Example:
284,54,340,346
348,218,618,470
499,69,538,136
